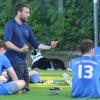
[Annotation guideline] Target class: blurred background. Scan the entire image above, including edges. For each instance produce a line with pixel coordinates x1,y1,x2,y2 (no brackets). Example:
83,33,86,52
0,0,95,50
0,0,98,68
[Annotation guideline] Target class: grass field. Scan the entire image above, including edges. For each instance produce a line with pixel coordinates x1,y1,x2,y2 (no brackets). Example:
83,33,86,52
0,51,99,100
0,70,100,100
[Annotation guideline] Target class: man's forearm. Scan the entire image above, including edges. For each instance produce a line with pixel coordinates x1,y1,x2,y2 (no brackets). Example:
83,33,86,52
5,41,21,52
38,44,51,50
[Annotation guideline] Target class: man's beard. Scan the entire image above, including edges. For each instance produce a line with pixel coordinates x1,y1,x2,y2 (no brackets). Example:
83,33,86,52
20,17,28,23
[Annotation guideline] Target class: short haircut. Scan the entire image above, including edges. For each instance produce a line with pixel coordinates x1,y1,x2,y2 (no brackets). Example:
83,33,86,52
15,3,29,15
0,40,4,48
79,39,93,54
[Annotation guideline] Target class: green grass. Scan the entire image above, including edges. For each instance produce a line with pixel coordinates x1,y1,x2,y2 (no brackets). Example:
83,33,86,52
0,70,100,100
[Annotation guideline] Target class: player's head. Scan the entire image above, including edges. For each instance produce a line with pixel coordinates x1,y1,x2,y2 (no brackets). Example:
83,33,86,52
15,3,30,22
79,39,93,55
0,40,6,54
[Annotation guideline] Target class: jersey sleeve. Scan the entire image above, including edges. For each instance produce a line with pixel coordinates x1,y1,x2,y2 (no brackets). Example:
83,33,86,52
2,55,12,70
4,20,14,42
69,59,73,69
69,59,75,69
28,27,40,49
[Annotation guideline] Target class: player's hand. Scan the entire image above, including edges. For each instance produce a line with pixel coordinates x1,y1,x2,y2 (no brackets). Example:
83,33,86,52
0,48,6,54
20,44,29,53
0,76,8,83
51,41,58,48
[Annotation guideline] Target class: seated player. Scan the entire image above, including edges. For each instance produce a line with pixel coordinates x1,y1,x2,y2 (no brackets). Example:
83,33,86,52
69,39,100,98
0,40,26,95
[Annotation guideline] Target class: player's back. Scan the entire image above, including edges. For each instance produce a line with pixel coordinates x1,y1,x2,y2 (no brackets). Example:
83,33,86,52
69,56,100,98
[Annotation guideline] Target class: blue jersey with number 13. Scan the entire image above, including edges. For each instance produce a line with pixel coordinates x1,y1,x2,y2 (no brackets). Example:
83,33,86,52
69,56,100,98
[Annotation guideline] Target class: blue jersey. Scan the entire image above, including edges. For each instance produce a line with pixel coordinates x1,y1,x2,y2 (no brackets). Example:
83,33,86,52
69,56,100,98
0,54,12,75
0,55,17,95
94,47,100,58
4,19,40,64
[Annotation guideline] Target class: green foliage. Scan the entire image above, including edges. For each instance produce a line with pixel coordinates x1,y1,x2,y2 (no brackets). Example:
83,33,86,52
0,29,3,39
62,0,93,50
0,0,93,50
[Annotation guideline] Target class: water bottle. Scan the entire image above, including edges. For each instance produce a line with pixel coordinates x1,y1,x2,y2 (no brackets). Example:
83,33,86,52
53,80,62,84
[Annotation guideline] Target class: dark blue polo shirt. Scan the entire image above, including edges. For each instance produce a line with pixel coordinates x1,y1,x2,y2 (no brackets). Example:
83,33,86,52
4,19,40,64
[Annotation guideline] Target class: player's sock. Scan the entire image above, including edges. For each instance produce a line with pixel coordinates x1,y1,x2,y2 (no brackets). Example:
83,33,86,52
62,73,72,85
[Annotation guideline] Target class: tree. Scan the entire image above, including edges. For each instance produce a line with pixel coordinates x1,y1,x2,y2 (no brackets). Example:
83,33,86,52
0,0,93,50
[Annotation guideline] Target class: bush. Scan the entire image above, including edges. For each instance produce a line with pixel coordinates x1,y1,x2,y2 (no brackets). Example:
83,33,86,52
0,0,93,50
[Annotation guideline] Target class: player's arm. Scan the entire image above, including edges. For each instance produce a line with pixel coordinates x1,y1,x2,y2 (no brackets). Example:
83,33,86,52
7,67,18,81
5,41,29,53
0,75,8,83
4,21,19,52
5,41,21,52
4,21,29,53
28,27,58,50
38,44,51,50
3,55,18,81
38,41,58,50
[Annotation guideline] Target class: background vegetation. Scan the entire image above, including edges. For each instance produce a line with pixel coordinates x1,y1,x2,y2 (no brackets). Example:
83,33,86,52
0,0,93,50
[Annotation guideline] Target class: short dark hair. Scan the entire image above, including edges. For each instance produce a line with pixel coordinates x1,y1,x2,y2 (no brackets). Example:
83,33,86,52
0,40,4,48
79,39,93,54
15,3,29,15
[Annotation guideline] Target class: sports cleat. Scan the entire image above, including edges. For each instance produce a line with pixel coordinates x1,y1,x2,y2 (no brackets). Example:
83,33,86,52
62,73,72,85
21,86,30,93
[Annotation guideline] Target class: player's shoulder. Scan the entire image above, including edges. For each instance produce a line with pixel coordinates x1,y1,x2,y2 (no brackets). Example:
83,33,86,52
94,46,100,50
94,46,100,57
5,19,16,27
0,54,7,61
93,56,100,62
70,57,82,63
6,19,15,24
69,57,82,66
0,54,6,58
69,57,81,68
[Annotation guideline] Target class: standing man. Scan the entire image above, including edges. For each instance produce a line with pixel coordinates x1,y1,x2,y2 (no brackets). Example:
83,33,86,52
4,4,58,90
0,40,25,95
69,39,100,98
